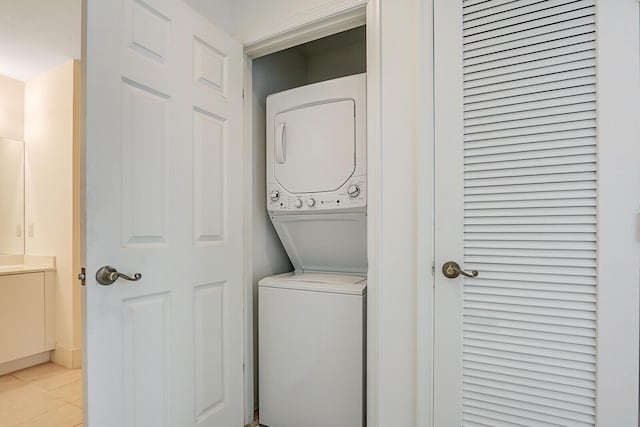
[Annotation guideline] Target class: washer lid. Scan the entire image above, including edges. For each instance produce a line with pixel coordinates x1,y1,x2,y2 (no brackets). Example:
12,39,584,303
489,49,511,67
270,212,367,274
259,272,367,295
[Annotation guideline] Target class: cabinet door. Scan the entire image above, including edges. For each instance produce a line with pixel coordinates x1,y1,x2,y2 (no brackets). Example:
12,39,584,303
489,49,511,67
0,273,45,364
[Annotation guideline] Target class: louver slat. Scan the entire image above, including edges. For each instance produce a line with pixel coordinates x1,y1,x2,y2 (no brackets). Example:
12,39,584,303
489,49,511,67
465,88,597,115
464,323,596,346
464,138,596,155
465,165,596,181
465,62,596,94
464,44,595,75
464,381,595,415
463,33,595,67
464,5,595,44
463,247,596,259
464,354,596,382
465,77,596,104
464,23,595,58
463,0,591,31
465,180,596,194
465,16,596,55
463,360,595,387
461,1,597,425
463,392,595,424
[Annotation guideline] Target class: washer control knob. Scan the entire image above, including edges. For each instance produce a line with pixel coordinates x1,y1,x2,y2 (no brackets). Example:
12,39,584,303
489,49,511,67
347,184,361,198
307,198,316,207
295,199,303,208
270,190,280,201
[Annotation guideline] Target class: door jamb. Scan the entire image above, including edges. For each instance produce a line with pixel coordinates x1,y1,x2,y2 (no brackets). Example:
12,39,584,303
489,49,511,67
241,52,254,426
240,2,380,425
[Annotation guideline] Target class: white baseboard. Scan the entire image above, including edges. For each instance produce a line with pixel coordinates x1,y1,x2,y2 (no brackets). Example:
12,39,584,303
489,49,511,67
52,345,82,369
0,352,51,376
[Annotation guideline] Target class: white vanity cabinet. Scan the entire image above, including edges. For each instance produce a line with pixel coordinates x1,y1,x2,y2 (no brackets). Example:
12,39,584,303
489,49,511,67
0,257,55,371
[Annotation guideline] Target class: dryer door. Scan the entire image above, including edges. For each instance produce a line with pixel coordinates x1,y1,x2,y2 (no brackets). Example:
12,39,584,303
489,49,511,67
273,99,356,194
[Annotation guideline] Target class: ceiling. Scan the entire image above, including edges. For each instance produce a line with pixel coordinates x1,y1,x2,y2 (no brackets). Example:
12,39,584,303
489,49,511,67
0,0,81,82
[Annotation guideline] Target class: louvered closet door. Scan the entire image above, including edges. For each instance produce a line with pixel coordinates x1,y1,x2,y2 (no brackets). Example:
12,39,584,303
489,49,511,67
433,0,597,425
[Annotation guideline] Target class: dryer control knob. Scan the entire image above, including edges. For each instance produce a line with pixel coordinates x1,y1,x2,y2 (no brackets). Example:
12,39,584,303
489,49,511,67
295,199,303,208
347,184,361,198
270,190,280,201
307,198,315,207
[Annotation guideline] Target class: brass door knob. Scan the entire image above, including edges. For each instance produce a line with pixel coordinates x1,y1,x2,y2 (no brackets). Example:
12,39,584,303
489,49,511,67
442,261,478,279
96,265,142,286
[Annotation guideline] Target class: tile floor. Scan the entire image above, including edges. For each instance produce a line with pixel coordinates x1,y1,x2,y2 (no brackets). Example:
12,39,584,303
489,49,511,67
0,362,82,427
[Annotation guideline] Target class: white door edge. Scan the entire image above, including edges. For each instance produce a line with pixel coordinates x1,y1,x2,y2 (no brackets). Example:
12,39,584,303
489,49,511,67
80,4,88,426
240,2,381,425
416,0,435,426
595,2,640,424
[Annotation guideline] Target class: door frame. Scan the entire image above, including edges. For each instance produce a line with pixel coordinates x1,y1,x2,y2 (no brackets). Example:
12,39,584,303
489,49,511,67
421,1,640,426
239,1,379,425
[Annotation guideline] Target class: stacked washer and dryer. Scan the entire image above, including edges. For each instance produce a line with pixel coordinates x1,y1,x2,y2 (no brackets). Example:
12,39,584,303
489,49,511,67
258,73,367,427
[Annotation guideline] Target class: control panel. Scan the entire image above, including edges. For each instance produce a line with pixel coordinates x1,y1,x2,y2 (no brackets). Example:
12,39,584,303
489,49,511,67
267,175,366,213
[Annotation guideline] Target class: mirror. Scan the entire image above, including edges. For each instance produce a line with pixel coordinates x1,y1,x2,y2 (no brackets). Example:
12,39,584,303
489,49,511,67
0,138,24,255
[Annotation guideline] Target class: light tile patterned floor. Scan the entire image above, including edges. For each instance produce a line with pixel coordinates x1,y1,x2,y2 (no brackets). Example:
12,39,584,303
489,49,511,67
0,363,82,427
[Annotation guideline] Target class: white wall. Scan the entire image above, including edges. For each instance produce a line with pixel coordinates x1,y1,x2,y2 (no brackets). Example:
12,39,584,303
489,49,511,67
0,0,81,81
24,60,81,368
0,74,25,140
0,75,26,253
306,38,365,83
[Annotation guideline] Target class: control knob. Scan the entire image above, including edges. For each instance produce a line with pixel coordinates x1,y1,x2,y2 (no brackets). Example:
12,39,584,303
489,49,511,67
295,199,303,208
347,184,360,198
270,190,280,202
307,198,316,207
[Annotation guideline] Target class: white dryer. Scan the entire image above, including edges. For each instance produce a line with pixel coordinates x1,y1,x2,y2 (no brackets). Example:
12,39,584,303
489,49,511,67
265,73,367,274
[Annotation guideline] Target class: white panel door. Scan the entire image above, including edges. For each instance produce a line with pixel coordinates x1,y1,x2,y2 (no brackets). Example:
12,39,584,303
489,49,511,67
84,0,243,426
433,0,598,425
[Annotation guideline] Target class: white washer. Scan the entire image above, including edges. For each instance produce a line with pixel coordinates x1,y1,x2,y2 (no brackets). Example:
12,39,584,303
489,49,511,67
258,272,366,427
